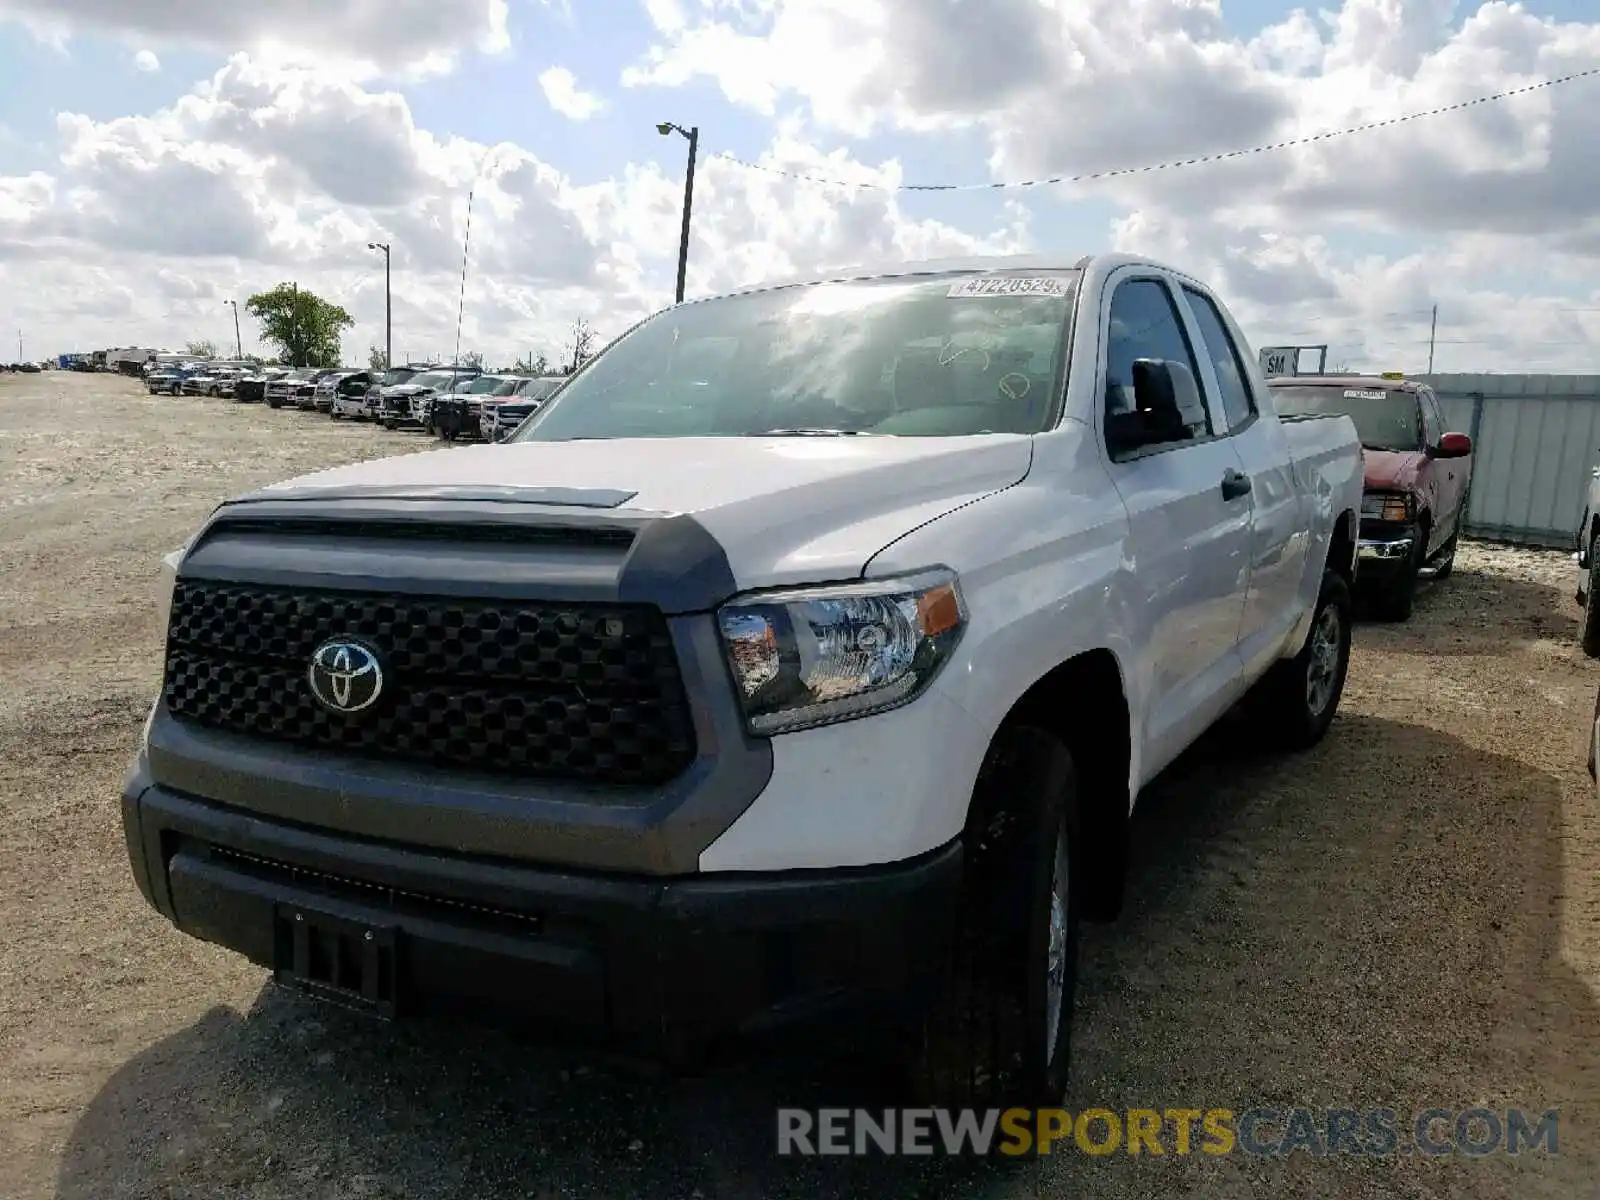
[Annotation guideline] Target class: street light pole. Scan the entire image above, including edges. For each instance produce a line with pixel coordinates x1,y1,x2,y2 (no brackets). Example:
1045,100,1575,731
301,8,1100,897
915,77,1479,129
656,121,699,305
368,241,392,369
224,300,242,358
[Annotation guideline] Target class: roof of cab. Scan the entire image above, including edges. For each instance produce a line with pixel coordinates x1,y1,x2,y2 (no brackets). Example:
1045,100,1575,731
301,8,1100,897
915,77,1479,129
701,252,1201,302
1267,374,1423,393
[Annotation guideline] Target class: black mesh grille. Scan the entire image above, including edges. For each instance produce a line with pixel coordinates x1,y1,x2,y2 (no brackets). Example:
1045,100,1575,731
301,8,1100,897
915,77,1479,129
162,580,697,786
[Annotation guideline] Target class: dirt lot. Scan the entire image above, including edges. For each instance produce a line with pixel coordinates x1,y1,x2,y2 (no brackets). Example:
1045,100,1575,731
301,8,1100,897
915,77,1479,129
1,369,1597,1199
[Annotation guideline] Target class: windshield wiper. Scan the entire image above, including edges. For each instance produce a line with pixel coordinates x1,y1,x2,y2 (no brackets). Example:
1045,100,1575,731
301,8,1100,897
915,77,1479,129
755,427,866,437
1360,442,1406,452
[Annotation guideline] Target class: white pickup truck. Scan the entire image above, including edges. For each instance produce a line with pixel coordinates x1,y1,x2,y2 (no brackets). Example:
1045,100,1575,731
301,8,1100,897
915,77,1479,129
122,254,1363,1107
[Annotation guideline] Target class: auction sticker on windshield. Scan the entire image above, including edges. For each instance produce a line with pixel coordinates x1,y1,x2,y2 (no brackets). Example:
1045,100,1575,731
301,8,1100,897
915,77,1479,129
1344,389,1389,400
948,276,1071,298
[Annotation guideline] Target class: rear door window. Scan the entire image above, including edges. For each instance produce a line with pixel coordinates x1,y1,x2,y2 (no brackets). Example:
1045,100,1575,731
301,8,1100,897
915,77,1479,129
1181,287,1257,432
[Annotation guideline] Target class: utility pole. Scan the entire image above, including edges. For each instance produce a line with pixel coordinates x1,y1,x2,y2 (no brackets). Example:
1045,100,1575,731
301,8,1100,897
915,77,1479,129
16,329,21,362
454,193,476,368
656,121,699,304
368,241,392,369
225,300,242,358
290,281,299,367
1427,303,1438,374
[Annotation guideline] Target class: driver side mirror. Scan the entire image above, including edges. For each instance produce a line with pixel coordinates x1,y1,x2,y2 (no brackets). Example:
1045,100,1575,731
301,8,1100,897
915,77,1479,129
1431,431,1472,459
1106,358,1205,455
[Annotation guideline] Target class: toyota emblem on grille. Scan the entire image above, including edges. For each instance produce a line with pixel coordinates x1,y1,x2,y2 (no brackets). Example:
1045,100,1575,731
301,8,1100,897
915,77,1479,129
307,640,384,714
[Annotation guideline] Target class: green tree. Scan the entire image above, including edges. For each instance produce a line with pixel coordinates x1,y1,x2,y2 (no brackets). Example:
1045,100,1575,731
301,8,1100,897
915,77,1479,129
513,350,550,375
244,283,354,368
185,339,219,358
458,350,485,370
368,344,389,372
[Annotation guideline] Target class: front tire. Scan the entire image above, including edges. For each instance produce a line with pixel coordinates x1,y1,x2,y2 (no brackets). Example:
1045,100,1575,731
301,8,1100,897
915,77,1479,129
1248,568,1353,751
1371,528,1423,622
1580,537,1600,658
908,726,1079,1110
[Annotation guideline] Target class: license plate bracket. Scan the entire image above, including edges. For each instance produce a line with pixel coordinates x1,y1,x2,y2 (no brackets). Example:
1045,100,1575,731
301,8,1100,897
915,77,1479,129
273,904,399,1019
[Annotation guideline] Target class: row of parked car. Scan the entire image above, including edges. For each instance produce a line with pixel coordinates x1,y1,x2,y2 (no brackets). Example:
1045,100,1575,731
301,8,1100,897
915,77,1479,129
146,360,568,443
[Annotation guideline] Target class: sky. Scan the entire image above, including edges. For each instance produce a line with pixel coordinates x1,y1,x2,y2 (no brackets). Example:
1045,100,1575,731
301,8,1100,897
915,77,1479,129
0,0,1596,373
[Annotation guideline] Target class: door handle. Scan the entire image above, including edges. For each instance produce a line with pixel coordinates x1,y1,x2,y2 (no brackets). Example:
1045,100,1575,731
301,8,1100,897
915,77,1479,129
1221,468,1252,501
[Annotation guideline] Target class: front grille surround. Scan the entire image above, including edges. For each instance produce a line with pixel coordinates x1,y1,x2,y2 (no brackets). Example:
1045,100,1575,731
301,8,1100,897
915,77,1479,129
161,579,698,786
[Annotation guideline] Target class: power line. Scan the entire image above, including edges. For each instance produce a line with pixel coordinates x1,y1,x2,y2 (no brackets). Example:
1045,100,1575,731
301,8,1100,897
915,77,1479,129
708,66,1600,193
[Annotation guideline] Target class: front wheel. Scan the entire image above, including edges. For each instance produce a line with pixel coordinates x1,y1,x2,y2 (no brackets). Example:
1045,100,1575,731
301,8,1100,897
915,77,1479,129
1580,538,1600,658
1247,569,1353,751
1371,529,1423,622
908,726,1079,1110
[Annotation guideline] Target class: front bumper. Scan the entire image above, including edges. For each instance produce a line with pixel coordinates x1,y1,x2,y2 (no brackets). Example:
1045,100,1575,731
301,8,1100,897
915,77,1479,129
379,396,422,425
1358,536,1415,562
1355,519,1418,582
121,767,961,1054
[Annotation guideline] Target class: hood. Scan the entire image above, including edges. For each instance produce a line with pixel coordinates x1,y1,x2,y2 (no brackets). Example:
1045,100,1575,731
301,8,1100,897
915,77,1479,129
1363,447,1425,492
383,383,432,397
240,435,1035,588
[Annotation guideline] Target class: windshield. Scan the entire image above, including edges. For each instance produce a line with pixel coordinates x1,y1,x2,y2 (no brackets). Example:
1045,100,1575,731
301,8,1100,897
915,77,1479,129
381,368,418,386
490,377,523,396
511,271,1080,442
1271,384,1422,451
463,375,507,394
406,371,463,390
516,377,563,400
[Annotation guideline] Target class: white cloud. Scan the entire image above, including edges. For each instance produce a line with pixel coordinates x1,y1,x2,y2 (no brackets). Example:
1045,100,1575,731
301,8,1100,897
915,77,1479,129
0,55,1012,365
2,3,1598,373
133,47,159,71
0,0,510,77
538,66,605,121
620,0,1600,371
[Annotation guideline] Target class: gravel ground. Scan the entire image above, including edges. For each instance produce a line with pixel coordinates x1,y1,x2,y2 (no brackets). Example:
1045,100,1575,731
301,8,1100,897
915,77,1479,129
1,371,1596,1199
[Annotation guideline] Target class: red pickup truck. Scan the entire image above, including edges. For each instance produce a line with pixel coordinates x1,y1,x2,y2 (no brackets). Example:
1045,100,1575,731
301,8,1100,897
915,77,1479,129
1269,374,1473,620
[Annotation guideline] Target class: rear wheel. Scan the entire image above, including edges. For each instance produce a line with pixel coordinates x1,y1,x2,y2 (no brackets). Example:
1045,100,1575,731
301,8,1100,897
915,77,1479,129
1433,521,1459,582
1247,568,1352,750
1430,531,1457,579
908,726,1079,1110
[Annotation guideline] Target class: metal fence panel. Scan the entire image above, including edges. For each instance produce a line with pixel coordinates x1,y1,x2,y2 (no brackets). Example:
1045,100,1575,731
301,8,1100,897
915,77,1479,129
1416,373,1600,549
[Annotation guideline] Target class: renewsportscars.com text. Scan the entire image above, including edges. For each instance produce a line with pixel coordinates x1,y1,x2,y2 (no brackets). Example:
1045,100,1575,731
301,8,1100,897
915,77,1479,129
775,1107,1560,1158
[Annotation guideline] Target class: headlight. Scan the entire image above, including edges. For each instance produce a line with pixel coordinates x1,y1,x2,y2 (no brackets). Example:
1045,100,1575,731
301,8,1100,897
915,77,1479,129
716,568,967,735
154,536,194,638
1361,491,1412,522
